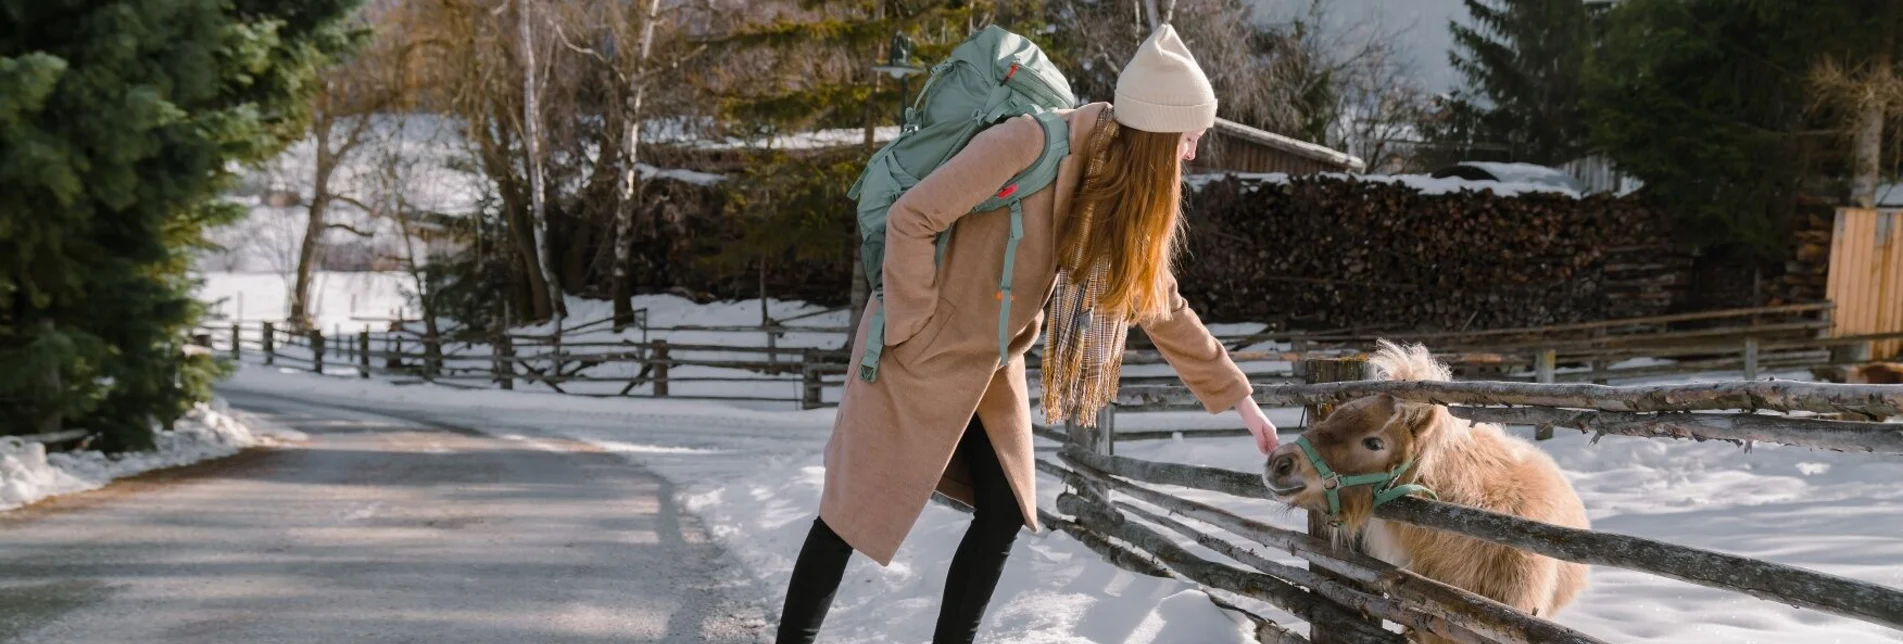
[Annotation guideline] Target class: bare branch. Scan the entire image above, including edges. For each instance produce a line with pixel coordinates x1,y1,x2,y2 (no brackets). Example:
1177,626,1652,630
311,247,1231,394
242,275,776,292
326,223,375,238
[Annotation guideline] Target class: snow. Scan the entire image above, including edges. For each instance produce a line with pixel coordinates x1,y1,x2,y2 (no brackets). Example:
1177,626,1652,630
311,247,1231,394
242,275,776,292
636,162,726,186
193,278,1903,643
694,126,903,151
1186,170,1583,198
0,400,295,512
1444,161,1588,193
195,271,413,332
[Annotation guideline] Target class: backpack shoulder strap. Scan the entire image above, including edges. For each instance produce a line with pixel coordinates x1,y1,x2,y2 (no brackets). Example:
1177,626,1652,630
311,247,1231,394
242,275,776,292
969,112,1072,214
985,111,1071,369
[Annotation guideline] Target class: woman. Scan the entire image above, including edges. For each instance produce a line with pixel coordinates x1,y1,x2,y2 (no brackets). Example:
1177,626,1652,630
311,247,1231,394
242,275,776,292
777,25,1278,643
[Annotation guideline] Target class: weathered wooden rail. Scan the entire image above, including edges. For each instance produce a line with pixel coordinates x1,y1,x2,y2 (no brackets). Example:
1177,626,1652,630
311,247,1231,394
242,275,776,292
1036,358,1903,642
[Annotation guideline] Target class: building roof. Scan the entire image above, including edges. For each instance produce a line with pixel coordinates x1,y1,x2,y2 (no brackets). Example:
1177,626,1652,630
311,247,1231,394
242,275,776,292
1211,118,1366,173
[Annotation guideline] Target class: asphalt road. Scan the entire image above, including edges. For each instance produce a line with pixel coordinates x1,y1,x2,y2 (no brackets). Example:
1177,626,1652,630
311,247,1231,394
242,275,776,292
0,390,765,643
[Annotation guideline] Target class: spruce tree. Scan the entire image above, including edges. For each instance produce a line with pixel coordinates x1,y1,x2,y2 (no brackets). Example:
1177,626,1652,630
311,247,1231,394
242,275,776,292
1,0,358,449
1586,0,1889,258
1442,0,1596,166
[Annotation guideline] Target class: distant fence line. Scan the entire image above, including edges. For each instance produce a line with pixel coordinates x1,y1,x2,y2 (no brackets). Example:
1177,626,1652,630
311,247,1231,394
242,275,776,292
193,302,1903,436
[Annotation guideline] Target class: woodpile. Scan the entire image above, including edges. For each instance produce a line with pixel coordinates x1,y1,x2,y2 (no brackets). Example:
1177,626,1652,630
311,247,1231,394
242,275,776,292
1767,209,1834,306
1176,175,1684,330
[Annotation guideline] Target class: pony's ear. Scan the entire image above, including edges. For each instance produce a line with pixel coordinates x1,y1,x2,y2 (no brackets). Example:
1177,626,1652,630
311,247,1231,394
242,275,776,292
1390,400,1441,443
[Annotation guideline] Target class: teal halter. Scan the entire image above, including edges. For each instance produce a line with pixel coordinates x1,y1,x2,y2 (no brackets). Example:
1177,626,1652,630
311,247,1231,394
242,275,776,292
1289,435,1437,523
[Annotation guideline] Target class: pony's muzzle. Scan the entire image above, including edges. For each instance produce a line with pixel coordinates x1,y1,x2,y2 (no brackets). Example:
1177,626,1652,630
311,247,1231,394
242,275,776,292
1270,453,1295,477
1263,453,1306,496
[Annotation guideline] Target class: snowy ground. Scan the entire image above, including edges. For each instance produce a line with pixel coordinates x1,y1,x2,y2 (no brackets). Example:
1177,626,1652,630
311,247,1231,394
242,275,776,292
0,401,299,512
211,361,1903,644
192,274,1903,643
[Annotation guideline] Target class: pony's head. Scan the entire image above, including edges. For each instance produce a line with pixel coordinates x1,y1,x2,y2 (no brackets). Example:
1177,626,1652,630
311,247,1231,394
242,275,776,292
1262,341,1457,531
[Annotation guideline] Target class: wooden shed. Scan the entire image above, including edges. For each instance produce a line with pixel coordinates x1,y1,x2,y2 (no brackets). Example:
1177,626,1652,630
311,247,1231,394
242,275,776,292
1826,207,1903,358
1189,118,1365,175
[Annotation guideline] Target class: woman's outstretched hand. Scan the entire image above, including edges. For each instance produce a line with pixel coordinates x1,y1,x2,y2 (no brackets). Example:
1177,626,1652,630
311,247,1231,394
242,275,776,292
1236,396,1278,454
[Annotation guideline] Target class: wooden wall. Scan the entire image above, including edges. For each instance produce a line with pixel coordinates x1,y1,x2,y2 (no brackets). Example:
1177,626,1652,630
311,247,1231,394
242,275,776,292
1826,207,1903,358
1190,131,1341,175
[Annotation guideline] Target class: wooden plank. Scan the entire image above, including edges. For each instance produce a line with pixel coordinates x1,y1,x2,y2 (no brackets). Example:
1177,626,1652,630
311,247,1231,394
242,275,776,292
1059,449,1903,633
1447,406,1903,453
1054,493,1401,644
1120,380,1903,416
1121,502,1495,644
1042,459,1604,644
1374,496,1903,632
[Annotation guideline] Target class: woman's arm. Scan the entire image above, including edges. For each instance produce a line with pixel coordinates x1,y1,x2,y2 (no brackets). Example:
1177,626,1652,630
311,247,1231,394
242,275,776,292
1138,274,1250,412
881,115,1044,346
1139,274,1278,452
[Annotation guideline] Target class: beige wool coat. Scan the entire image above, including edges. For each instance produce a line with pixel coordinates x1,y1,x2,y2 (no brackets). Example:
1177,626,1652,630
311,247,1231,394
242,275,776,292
821,102,1253,565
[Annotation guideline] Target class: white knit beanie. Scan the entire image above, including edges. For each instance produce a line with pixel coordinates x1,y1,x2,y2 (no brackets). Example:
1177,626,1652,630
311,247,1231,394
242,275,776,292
1114,25,1218,133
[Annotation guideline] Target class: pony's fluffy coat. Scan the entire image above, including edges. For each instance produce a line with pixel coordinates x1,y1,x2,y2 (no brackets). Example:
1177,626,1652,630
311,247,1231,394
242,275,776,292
1336,342,1589,639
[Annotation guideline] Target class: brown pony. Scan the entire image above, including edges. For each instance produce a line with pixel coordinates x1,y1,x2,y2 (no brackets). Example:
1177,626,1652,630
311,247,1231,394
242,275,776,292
1262,341,1589,639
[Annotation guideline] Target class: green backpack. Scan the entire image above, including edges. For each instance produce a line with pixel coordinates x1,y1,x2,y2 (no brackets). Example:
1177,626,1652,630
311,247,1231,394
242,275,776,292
849,25,1077,383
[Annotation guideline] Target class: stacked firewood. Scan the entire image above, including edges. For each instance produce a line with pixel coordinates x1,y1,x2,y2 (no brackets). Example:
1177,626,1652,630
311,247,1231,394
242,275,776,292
1176,174,1682,330
1767,210,1835,306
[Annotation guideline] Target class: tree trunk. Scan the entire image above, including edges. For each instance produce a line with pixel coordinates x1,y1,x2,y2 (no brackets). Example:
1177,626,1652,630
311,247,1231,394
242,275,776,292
1851,49,1887,208
289,193,329,330
36,318,60,434
289,117,338,330
613,0,666,330
519,0,565,324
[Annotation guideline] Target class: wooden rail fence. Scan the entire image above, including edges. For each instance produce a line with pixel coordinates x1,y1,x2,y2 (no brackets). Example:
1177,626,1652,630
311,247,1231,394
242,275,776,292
1035,358,1903,642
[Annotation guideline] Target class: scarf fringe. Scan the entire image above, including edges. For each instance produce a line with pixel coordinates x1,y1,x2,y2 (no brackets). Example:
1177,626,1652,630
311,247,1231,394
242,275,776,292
1041,264,1128,428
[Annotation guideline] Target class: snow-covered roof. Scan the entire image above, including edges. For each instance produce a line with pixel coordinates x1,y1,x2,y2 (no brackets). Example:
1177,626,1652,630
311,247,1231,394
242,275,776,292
1875,183,1903,207
1211,118,1367,173
1432,162,1586,195
686,126,902,152
1186,171,1582,198
637,163,725,186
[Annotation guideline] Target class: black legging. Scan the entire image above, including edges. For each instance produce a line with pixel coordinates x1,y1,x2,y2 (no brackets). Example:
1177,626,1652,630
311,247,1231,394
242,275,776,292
775,417,1024,644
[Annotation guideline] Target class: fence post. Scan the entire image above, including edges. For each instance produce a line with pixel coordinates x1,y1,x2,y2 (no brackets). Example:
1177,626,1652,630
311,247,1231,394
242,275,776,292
1590,327,1610,385
801,348,822,410
262,321,275,366
652,339,670,397
387,333,403,371
1299,357,1377,644
1743,337,1760,381
423,331,440,382
767,321,781,370
1535,349,1557,440
359,330,371,379
495,333,514,391
311,330,326,375
1065,404,1117,457
229,323,242,361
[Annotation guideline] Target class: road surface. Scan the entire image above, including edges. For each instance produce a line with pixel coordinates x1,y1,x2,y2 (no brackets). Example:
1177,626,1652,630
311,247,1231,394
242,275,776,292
0,391,765,643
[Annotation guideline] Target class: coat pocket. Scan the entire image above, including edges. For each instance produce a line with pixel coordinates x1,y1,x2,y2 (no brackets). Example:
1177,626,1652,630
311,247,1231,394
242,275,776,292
890,298,959,365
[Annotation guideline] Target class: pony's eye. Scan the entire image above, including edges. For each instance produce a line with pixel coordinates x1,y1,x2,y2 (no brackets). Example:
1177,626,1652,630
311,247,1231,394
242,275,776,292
1363,437,1385,451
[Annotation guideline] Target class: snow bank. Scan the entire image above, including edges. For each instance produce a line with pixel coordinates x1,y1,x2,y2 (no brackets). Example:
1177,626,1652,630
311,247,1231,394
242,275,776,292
0,400,294,511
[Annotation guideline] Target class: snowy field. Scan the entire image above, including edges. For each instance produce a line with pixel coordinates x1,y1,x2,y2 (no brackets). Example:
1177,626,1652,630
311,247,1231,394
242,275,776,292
187,280,1903,644
0,401,300,512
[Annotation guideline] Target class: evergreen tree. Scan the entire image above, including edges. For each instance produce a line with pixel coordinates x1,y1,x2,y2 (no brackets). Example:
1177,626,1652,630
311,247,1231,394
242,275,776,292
1441,0,1597,165
1,0,359,449
1585,0,1891,258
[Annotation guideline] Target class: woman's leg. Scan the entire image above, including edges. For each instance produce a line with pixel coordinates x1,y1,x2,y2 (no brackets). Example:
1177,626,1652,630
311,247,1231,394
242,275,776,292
775,517,855,644
933,418,1025,644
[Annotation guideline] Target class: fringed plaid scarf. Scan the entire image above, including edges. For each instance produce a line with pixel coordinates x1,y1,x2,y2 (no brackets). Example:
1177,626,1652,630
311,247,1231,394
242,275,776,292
1041,108,1127,428
1041,262,1128,427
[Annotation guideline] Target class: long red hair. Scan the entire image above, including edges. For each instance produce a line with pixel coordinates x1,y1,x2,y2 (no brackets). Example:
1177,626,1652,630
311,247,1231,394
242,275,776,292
1056,110,1186,324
